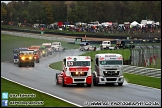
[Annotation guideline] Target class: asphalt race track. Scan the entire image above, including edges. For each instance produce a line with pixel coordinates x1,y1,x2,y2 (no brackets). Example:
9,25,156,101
1,31,161,107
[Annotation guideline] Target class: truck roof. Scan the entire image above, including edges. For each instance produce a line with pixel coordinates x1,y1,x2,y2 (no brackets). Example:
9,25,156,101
95,53,122,58
64,56,91,61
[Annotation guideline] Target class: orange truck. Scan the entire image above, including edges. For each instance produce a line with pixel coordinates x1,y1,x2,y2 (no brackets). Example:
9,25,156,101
28,45,42,63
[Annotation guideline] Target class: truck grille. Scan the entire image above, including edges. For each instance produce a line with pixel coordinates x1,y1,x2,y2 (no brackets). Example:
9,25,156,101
103,71,119,76
71,72,87,76
25,58,29,60
106,78,117,81
74,79,85,81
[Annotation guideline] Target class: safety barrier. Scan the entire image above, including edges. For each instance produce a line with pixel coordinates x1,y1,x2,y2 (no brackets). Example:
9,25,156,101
123,65,161,78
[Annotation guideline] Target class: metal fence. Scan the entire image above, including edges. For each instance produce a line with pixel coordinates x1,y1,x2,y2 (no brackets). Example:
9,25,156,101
130,44,161,68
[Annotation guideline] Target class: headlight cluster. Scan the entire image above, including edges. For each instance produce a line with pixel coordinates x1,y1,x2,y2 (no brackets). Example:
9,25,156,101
21,57,25,60
42,51,45,53
71,72,87,76
29,57,32,60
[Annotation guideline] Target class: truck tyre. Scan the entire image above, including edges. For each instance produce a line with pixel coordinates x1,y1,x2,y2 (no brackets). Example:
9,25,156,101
36,59,39,63
55,73,59,85
32,62,35,67
62,78,66,87
93,73,98,86
106,46,109,50
18,63,22,67
87,84,91,87
118,83,123,86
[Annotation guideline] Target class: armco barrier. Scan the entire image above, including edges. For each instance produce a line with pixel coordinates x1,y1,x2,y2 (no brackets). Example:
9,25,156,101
123,65,161,78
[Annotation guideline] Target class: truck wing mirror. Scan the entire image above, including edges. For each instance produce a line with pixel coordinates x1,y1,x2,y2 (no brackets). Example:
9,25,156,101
91,59,93,62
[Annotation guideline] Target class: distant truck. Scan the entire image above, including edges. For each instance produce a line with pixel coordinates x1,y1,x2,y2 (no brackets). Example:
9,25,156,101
51,42,65,52
18,50,35,67
28,45,42,63
92,53,124,86
79,42,96,51
55,56,92,87
116,40,135,49
100,41,111,50
13,47,28,64
42,43,53,55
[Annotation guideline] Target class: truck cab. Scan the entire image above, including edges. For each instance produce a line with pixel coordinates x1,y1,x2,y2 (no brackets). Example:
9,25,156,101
93,53,124,86
13,47,28,64
18,50,35,67
55,56,92,87
28,46,41,63
42,43,53,55
51,42,64,51
79,42,90,51
100,41,111,50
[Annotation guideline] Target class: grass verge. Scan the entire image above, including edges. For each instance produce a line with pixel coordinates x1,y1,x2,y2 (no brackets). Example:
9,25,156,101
1,78,76,107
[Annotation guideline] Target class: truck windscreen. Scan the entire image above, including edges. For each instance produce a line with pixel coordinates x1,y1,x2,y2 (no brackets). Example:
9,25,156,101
100,60,122,65
67,61,90,66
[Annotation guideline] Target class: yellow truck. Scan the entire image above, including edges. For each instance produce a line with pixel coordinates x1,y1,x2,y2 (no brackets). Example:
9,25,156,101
18,50,35,67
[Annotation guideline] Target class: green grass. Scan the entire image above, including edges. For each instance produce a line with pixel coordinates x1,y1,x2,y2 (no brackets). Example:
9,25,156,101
1,78,76,107
124,73,161,89
1,34,79,62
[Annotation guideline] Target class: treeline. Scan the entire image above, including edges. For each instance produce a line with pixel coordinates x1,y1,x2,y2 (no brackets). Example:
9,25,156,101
1,1,161,24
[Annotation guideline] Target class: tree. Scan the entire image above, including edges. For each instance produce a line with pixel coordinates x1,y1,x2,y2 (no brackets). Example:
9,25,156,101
43,1,54,24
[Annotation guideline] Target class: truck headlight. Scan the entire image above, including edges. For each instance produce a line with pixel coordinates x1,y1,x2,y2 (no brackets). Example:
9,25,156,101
29,57,32,60
21,57,25,60
42,51,45,53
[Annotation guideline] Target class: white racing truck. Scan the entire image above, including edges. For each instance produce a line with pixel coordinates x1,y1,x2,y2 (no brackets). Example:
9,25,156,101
55,56,92,87
92,53,124,86
100,41,111,50
100,41,117,50
42,43,53,55
51,42,65,52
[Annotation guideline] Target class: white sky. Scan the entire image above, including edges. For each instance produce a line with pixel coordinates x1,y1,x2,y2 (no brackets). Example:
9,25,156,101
1,1,11,4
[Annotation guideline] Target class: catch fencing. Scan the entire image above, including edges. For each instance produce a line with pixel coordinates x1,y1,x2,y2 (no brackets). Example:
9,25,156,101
130,44,161,69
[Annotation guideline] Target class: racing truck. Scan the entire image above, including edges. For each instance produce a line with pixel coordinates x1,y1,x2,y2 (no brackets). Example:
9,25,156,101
51,42,65,52
13,47,29,64
92,53,124,86
79,42,96,51
42,43,53,55
40,45,48,57
100,41,112,50
18,50,35,67
116,39,135,49
55,56,92,87
28,46,41,63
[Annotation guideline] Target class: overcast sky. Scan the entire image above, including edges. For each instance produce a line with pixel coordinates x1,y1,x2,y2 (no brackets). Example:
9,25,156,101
1,1,11,4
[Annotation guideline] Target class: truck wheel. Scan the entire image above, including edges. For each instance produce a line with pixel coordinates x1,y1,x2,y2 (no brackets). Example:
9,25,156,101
36,59,39,63
118,83,123,86
55,73,59,85
106,47,109,50
18,63,22,67
93,73,98,86
32,63,35,67
87,84,91,87
62,78,66,87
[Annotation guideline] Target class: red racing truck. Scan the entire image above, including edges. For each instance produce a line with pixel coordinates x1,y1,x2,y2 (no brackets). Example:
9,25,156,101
55,56,92,87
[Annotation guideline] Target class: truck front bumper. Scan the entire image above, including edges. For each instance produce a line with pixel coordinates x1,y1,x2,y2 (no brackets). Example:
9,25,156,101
64,76,92,85
97,76,124,84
